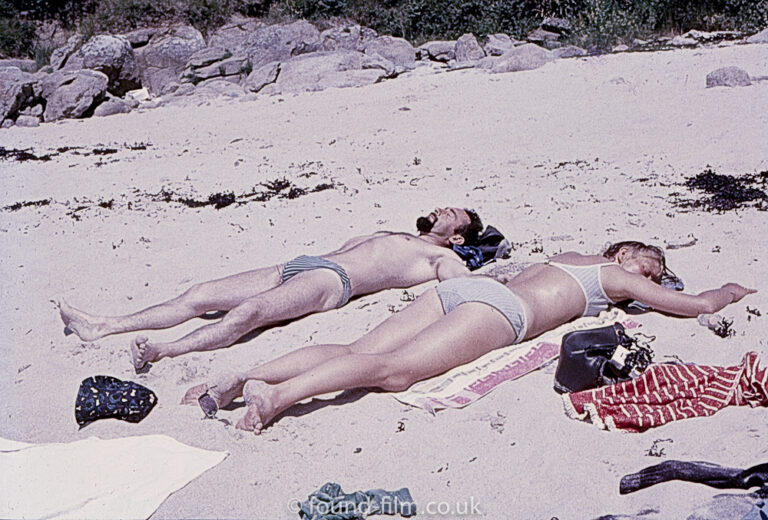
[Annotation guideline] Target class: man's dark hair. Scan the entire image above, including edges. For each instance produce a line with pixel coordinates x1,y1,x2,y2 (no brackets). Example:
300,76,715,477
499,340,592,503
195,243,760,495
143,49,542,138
455,209,483,245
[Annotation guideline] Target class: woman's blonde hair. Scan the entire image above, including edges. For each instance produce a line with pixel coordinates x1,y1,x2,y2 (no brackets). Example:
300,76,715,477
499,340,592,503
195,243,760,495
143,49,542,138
603,241,666,283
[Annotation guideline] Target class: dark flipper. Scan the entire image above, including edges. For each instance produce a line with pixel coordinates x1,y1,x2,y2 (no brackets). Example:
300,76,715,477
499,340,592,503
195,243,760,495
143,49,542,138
620,461,768,495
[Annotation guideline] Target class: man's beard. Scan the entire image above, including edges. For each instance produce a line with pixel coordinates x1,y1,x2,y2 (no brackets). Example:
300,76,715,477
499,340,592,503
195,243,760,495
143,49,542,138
416,216,433,233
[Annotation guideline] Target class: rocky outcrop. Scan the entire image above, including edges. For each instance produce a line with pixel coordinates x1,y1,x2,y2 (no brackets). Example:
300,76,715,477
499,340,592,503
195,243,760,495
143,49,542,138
363,36,415,72
480,44,554,74
455,33,485,62
746,28,768,44
0,59,36,72
93,94,133,117
483,34,519,56
242,21,320,69
319,25,377,52
0,67,39,124
180,47,251,85
417,41,455,62
50,35,82,70
60,35,140,96
41,69,109,121
553,45,588,58
135,25,206,95
245,50,387,95
209,17,264,51
706,66,751,88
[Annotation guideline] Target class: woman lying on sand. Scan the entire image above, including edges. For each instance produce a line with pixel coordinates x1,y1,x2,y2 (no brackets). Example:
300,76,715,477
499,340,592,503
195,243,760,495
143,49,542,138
182,241,756,434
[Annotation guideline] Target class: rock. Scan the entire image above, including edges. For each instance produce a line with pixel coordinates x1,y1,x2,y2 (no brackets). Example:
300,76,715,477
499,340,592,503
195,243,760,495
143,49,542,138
320,24,377,52
417,41,455,62
0,67,38,124
244,61,280,93
258,50,387,95
0,59,36,72
683,29,742,43
14,114,40,127
172,83,196,96
50,35,82,70
186,47,233,69
706,66,752,87
195,79,244,98
541,17,572,35
746,28,768,44
122,28,158,48
64,35,140,96
19,104,43,117
455,33,485,62
127,87,150,102
1,119,13,128
553,45,588,58
209,17,264,51
483,34,518,56
528,28,561,43
242,21,320,69
93,95,132,117
135,25,206,95
41,69,108,121
613,44,629,52
669,35,697,47
181,47,249,85
487,44,554,74
363,36,415,72
361,53,395,77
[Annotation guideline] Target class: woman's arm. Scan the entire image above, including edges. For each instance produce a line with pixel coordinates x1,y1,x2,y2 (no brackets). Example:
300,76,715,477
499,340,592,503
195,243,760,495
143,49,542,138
609,271,756,317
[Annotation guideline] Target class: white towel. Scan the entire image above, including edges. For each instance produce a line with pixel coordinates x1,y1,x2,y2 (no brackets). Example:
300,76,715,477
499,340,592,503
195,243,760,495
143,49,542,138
0,434,227,520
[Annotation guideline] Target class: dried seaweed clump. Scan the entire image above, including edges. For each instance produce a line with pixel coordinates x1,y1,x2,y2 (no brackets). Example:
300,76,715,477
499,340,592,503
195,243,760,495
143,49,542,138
675,168,767,212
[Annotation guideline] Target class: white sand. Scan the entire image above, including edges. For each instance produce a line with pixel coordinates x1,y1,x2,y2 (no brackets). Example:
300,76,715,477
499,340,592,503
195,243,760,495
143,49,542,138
1,43,767,519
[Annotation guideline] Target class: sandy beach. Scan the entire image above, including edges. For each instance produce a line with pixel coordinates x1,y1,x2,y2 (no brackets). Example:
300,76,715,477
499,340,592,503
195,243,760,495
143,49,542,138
1,41,767,519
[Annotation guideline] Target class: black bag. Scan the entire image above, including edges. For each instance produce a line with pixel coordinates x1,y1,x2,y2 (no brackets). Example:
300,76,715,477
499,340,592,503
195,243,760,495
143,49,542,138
75,375,157,426
553,323,654,394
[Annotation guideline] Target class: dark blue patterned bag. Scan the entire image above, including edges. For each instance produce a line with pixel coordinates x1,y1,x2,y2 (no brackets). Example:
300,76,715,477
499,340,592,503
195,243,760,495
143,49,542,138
75,375,157,426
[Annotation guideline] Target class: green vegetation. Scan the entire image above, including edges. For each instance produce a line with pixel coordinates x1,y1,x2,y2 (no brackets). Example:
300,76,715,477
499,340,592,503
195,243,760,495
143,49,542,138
2,0,766,60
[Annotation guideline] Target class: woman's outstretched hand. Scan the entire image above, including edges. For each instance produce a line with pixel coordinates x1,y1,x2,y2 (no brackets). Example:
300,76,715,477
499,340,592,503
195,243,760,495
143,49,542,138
722,283,758,303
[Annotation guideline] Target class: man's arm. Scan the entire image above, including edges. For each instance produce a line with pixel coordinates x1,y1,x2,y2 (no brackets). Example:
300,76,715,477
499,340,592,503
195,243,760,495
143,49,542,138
612,272,756,317
435,257,472,281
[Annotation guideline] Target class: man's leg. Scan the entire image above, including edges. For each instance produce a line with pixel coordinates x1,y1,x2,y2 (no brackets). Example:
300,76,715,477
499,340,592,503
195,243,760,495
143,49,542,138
236,299,517,433
132,268,346,369
58,265,283,341
181,289,446,406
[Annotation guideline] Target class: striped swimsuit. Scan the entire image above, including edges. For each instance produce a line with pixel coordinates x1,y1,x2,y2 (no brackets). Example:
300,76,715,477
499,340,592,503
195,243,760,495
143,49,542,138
281,255,352,308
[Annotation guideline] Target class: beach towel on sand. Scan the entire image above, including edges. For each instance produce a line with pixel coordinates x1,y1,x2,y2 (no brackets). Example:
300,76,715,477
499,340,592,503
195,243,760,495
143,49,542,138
393,309,638,412
564,351,768,432
0,434,227,519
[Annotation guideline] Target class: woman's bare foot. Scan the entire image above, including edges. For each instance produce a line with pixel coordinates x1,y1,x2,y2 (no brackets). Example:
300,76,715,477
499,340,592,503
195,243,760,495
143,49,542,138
236,380,279,434
180,371,246,408
130,335,158,371
58,299,109,341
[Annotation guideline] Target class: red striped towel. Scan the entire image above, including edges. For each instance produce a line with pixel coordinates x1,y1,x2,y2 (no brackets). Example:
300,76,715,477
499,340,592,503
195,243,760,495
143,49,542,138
564,351,768,432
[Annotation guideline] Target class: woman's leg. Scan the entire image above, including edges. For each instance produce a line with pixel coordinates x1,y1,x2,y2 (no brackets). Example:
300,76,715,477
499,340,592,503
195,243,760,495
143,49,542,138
237,300,518,433
58,265,282,341
181,289,446,407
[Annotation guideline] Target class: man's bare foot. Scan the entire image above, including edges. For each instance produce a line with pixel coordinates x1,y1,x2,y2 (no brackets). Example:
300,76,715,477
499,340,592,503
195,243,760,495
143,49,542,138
180,371,246,408
236,380,279,434
57,299,108,341
130,335,158,371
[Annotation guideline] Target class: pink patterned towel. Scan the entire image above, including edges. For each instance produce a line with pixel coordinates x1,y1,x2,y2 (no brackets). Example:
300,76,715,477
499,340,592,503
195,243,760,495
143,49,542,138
564,351,768,432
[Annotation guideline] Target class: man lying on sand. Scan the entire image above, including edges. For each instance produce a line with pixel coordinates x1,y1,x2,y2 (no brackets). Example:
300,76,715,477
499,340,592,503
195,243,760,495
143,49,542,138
58,207,484,370
182,241,756,434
